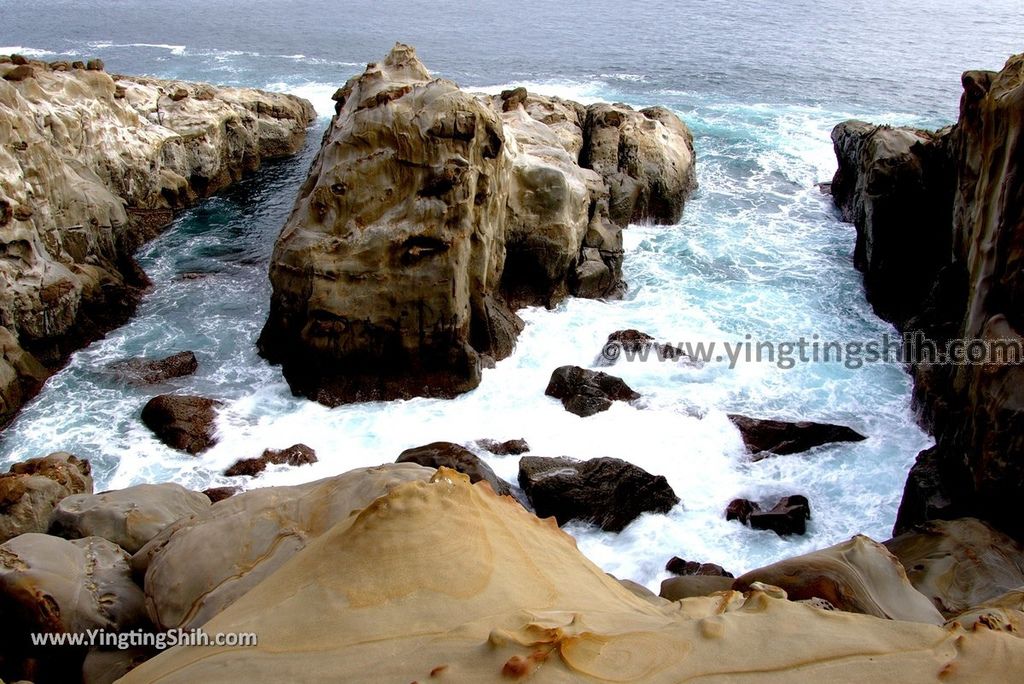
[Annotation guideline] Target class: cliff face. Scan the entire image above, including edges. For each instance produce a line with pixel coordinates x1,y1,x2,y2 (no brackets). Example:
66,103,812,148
830,54,1024,537
0,57,315,426
259,43,695,406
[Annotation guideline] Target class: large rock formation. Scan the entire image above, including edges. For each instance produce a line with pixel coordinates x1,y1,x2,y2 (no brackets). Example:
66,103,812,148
831,54,1024,538
0,57,315,427
0,452,92,543
259,44,695,405
119,469,1024,683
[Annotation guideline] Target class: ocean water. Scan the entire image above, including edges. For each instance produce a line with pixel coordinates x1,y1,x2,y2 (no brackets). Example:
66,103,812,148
2,0,1022,587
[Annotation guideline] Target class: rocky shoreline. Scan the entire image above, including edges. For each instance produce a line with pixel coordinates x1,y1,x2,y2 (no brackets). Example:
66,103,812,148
2,43,1024,683
0,55,316,428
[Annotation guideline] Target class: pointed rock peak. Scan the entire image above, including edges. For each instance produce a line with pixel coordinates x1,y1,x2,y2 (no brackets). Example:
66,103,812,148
381,42,431,81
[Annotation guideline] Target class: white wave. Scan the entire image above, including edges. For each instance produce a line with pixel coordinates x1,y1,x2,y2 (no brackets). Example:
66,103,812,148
0,46,60,57
598,72,647,82
264,80,343,119
88,41,188,55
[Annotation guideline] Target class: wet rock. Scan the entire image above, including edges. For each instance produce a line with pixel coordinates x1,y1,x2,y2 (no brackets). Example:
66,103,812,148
884,518,1024,618
595,329,687,366
728,414,866,458
544,365,640,417
397,442,510,496
517,455,678,532
474,438,530,455
733,535,944,624
49,483,211,554
140,394,222,455
108,351,198,385
224,443,317,478
725,498,759,525
726,495,811,536
0,534,148,683
0,453,92,544
665,557,734,578
134,463,434,630
659,575,734,601
201,486,239,503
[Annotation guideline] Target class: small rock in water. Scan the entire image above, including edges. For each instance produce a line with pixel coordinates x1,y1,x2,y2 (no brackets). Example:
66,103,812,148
474,438,530,455
726,495,811,536
225,444,317,478
728,414,866,458
141,394,222,455
665,557,734,578
544,365,640,417
109,351,198,385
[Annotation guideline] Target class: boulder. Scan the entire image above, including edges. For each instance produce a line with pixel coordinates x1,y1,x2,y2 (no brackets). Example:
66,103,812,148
733,535,944,624
947,588,1024,637
201,486,239,503
224,443,317,478
85,58,104,71
134,463,434,630
108,351,198,385
2,65,34,82
9,54,28,66
725,495,811,536
595,329,687,366
665,557,734,578
0,534,148,683
727,414,866,458
884,518,1024,618
724,497,759,524
49,483,211,554
396,442,511,495
659,575,734,601
0,452,92,543
116,469,1024,683
517,455,678,532
140,394,222,454
544,365,640,417
474,437,530,455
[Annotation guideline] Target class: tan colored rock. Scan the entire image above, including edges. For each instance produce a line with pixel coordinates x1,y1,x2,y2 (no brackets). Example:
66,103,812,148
0,65,314,427
49,482,211,553
885,518,1024,618
0,326,49,428
733,535,945,624
0,452,92,543
134,463,435,630
121,469,1024,683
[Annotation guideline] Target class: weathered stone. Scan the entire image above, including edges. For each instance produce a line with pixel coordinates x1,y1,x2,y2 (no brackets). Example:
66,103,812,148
140,395,222,455
3,65,34,82
544,365,640,417
397,442,511,495
0,452,92,543
659,575,734,601
86,58,104,71
108,351,198,385
518,455,678,532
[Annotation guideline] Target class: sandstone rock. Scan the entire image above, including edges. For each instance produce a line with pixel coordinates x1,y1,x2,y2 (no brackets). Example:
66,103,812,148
396,442,511,495
595,328,687,366
140,394,222,455
71,60,85,69
499,86,528,111
734,535,944,624
544,364,640,417
224,443,317,477
665,557,734,578
0,452,92,543
0,65,314,427
9,54,28,66
49,483,211,554
0,534,148,683
86,58,104,71
884,518,1024,618
3,65,34,82
728,414,867,458
518,455,678,531
134,463,434,630
474,437,530,455
108,351,198,385
0,327,50,428
117,469,1024,683
82,648,151,684
660,575,734,600
581,103,697,226
947,587,1024,637
201,486,239,503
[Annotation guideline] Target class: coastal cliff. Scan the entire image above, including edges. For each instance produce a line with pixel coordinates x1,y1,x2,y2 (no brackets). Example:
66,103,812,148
0,56,315,427
830,53,1024,537
258,44,695,405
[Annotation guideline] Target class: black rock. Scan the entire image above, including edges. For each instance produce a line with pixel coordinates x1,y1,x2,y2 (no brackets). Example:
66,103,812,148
728,414,866,458
474,438,530,456
140,394,222,455
224,444,317,478
545,365,640,417
518,456,679,532
665,557,734,578
109,351,198,385
397,442,511,496
595,329,686,367
726,495,811,536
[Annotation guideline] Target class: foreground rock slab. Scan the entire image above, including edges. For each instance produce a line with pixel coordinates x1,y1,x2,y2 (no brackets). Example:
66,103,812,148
119,468,1024,683
728,414,866,458
518,455,678,531
545,365,640,417
733,535,944,624
0,452,92,543
397,442,511,496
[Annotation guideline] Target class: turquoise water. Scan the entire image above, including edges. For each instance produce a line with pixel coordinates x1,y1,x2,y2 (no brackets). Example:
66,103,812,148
1,0,1021,586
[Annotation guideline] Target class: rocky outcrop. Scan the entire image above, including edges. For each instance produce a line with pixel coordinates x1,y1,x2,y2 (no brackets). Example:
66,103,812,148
140,394,221,454
134,464,434,631
0,533,148,683
0,326,49,428
728,414,866,458
48,483,211,553
726,494,812,536
0,57,315,428
223,443,317,477
544,364,640,417
259,43,695,406
108,351,197,385
0,452,92,543
659,575,735,601
396,441,511,495
733,535,945,624
832,54,1024,539
518,455,678,531
884,517,1024,618
118,469,1024,683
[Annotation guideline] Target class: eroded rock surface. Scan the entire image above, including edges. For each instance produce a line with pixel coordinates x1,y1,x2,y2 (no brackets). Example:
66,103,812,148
396,441,511,496
0,452,92,543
